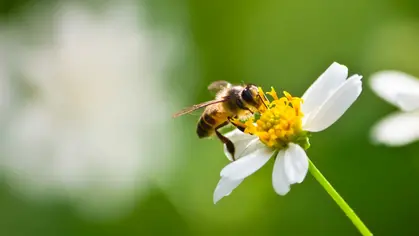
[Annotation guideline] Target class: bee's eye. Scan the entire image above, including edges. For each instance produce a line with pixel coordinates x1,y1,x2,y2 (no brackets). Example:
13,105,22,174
242,88,255,104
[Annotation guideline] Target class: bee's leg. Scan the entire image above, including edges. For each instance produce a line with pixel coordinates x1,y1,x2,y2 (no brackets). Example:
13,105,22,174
215,122,235,161
246,108,254,114
228,117,246,132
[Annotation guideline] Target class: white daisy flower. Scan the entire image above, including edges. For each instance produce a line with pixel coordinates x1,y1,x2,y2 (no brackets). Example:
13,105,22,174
369,71,419,146
0,2,178,219
214,62,363,203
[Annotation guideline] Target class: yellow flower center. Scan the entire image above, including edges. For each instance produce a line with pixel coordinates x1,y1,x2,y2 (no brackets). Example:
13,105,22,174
238,87,310,150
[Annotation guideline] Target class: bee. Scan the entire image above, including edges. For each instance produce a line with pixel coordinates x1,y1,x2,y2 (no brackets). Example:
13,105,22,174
173,81,265,160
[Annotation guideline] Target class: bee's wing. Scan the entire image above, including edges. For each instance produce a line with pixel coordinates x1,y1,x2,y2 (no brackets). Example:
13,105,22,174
172,98,228,118
207,81,232,93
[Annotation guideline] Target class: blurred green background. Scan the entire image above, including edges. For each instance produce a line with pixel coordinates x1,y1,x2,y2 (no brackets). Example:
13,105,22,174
1,0,419,235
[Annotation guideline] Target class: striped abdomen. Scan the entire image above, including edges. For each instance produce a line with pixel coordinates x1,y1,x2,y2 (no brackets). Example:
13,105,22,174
196,110,226,138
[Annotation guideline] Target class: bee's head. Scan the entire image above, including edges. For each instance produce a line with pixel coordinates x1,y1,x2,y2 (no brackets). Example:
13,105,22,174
241,84,262,109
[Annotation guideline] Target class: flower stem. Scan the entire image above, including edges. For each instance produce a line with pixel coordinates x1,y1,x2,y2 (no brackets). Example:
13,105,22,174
308,158,372,236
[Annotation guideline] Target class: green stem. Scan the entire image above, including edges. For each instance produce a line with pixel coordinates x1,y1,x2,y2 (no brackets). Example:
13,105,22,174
308,158,373,236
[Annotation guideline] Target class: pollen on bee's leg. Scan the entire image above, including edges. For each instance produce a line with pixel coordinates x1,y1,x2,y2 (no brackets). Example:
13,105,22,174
233,122,246,133
228,117,247,133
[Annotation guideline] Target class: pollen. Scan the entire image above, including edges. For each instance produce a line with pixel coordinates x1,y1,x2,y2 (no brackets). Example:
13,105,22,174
244,87,310,150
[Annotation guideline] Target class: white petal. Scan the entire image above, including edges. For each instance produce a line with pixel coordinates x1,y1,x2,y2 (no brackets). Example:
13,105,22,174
213,177,244,204
369,71,419,111
301,62,348,115
283,143,309,184
303,74,362,132
395,93,419,111
220,143,274,180
222,129,260,161
224,128,254,142
370,111,419,146
272,150,290,195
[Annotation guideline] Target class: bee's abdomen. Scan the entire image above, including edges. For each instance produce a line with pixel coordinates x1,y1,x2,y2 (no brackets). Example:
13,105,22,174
196,113,217,138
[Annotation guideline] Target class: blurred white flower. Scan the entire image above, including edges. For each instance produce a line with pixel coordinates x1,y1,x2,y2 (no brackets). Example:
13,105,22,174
369,71,419,146
214,62,363,203
0,33,10,120
0,2,177,219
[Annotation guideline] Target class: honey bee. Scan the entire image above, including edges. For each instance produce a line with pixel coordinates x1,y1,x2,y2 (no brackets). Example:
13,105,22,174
173,81,265,160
